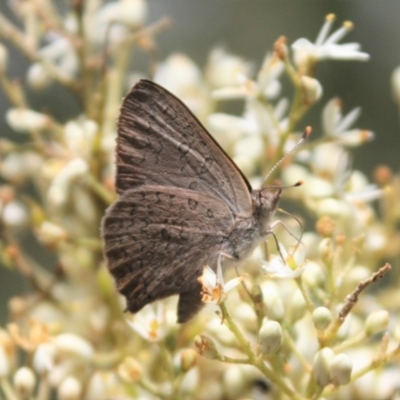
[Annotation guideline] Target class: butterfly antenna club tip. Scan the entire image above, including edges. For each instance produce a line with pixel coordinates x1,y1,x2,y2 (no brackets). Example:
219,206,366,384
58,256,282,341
303,126,312,140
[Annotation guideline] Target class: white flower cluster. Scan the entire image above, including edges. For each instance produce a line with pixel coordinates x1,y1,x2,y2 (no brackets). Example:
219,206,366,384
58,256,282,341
0,2,398,400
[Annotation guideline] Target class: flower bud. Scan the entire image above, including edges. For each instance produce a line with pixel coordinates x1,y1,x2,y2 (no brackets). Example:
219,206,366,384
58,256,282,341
179,367,199,395
194,335,218,359
262,281,284,321
313,347,334,387
365,310,389,336
85,372,107,400
27,63,52,89
0,43,8,74
338,129,374,146
54,333,93,360
38,221,68,246
316,198,350,221
117,357,143,383
301,261,325,289
316,216,335,237
312,307,332,330
318,238,333,262
223,366,248,399
13,367,36,399
6,108,50,132
329,353,352,386
58,376,82,400
0,346,10,378
180,349,197,373
2,201,29,228
259,320,283,355
33,343,55,374
287,290,307,323
301,76,323,104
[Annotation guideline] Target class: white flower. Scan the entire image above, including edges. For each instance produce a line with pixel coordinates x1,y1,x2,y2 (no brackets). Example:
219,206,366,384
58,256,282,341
1,152,43,182
47,158,88,207
212,53,283,101
126,303,167,342
205,47,253,89
27,36,78,81
291,14,370,66
257,53,284,98
311,143,382,205
95,0,147,29
322,98,374,146
197,261,246,304
64,119,97,159
262,242,307,278
154,54,210,121
86,0,147,46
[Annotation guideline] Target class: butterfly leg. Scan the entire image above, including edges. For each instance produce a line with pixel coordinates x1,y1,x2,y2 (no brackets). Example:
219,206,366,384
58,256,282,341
265,220,302,261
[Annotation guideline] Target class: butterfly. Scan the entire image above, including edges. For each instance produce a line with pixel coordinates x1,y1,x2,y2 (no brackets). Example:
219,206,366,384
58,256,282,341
101,79,283,323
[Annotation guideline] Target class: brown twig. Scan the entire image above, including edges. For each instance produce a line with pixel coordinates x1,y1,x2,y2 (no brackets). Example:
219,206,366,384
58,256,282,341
338,263,391,322
321,263,391,346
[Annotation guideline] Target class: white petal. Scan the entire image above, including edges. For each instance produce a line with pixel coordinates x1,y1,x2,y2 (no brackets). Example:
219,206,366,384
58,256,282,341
324,44,370,61
262,258,306,279
224,276,245,293
293,243,306,266
344,187,382,203
335,107,361,133
335,130,374,146
322,98,341,134
211,87,246,100
202,266,217,289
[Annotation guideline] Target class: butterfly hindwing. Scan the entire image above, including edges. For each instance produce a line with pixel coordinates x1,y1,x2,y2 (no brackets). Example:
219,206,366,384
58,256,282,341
101,185,234,322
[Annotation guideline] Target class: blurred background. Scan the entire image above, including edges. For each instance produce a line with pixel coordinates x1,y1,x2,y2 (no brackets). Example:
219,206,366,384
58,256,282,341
1,0,399,324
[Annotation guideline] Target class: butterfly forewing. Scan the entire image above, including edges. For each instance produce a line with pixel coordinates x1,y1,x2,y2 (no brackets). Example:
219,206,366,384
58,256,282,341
116,79,253,215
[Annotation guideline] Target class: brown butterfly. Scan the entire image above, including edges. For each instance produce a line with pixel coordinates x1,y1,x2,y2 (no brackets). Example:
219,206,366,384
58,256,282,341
101,79,282,323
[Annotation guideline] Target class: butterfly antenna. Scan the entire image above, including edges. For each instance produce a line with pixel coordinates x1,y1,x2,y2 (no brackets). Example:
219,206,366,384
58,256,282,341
261,126,311,187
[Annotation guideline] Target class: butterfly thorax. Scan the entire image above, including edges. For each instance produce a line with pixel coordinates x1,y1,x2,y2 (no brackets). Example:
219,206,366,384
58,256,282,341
219,188,281,263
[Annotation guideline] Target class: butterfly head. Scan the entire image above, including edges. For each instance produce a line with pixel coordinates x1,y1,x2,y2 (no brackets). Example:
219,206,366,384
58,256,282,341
252,187,282,233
